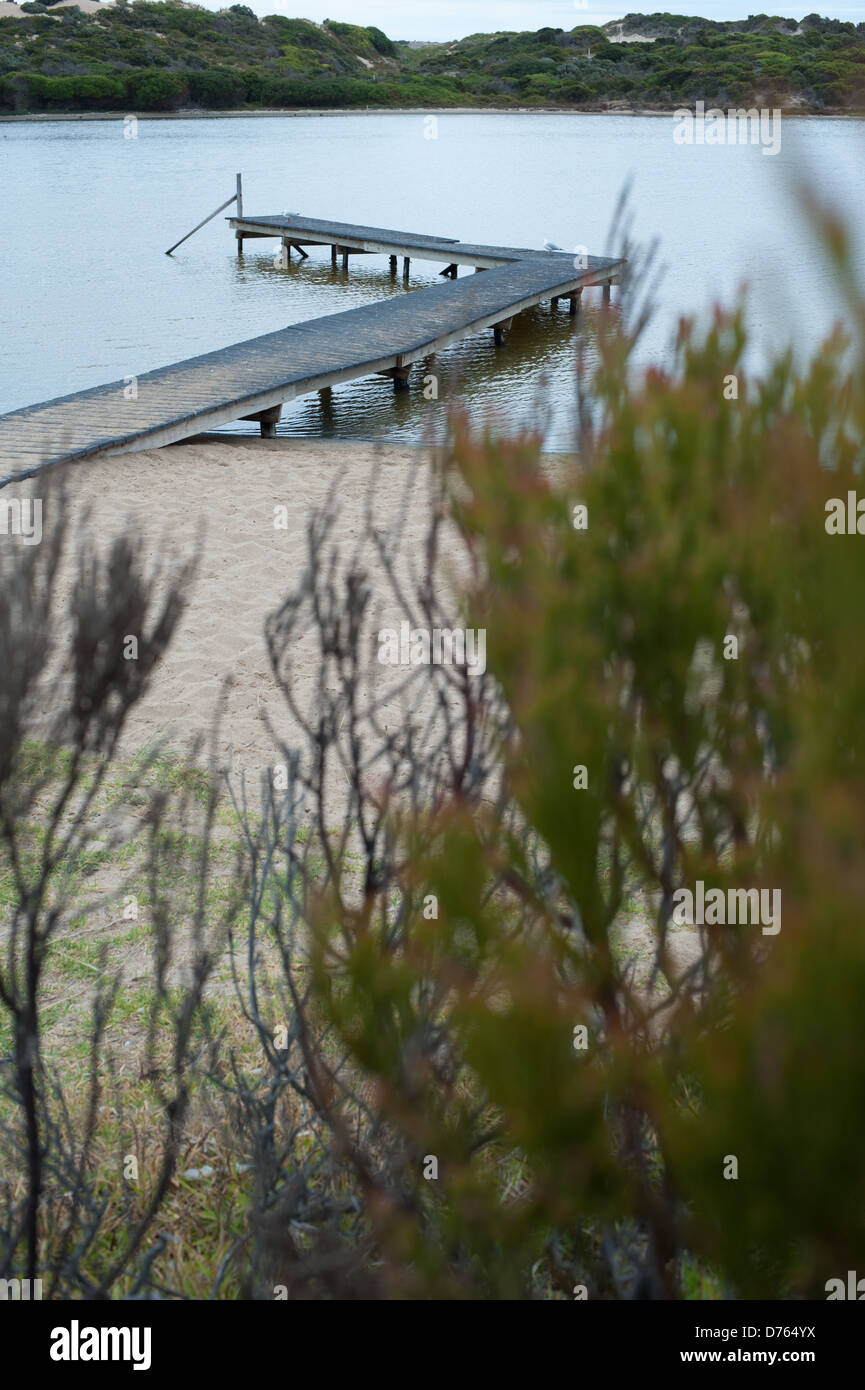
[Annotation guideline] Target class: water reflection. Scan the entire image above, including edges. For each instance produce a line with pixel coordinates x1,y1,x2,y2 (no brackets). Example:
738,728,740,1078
222,244,608,447
2,113,862,449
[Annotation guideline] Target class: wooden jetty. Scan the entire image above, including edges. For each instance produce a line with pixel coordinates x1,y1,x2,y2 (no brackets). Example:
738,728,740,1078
0,212,623,485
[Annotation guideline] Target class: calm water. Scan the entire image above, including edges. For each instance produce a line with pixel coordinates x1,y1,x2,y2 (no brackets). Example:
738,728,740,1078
1,112,864,450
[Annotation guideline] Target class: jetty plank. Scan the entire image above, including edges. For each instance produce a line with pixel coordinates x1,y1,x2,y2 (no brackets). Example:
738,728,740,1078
0,215,624,484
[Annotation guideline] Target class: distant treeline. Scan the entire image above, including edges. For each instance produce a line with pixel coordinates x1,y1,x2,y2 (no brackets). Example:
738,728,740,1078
2,69,395,112
1,5,864,114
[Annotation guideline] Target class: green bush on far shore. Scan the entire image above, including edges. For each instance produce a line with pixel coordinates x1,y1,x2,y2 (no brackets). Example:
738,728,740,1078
0,67,480,113
1,6,864,114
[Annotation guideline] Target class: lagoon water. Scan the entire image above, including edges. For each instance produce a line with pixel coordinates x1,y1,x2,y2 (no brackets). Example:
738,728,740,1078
1,111,864,450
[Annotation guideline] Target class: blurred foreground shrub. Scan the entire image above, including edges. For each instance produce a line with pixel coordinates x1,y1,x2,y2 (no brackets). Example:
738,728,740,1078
239,199,865,1298
3,198,864,1300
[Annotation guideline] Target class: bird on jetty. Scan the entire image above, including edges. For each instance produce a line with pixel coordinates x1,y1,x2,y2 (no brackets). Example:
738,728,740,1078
543,239,564,253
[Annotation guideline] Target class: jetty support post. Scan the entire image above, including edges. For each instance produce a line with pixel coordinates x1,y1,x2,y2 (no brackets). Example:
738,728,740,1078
242,404,282,438
403,256,410,281
236,173,243,253
569,289,582,317
551,296,559,310
493,317,513,347
392,363,412,391
389,255,397,276
603,282,611,304
318,385,334,424
331,244,337,268
342,248,349,271
378,359,412,391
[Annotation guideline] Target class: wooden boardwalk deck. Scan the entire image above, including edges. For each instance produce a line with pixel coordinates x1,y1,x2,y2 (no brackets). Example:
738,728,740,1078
231,212,608,272
0,214,623,485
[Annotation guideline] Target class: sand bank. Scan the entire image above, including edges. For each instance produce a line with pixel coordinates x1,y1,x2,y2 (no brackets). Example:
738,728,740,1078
34,435,440,796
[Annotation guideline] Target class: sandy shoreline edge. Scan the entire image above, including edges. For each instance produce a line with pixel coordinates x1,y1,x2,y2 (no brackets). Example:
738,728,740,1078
7,433,576,802
12,436,447,801
3,106,864,123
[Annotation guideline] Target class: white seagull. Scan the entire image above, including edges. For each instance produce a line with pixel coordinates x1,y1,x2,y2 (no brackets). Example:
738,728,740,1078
543,239,564,253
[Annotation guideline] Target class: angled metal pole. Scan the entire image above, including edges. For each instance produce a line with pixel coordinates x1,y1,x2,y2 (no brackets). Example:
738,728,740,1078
165,191,238,256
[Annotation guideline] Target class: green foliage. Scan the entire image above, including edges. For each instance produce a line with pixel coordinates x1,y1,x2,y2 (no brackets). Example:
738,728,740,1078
0,5,862,112
0,70,126,110
264,16,329,50
293,201,865,1297
366,24,396,57
1,181,862,1299
186,67,245,108
126,67,188,110
278,43,322,76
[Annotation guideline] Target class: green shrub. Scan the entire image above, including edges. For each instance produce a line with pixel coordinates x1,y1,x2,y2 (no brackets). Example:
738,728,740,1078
125,68,188,110
0,71,125,109
266,199,865,1298
558,79,591,102
186,67,245,108
2,8,864,112
367,24,396,57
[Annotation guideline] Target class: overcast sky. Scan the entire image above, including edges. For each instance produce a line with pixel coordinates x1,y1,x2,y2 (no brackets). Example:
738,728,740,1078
229,1,865,41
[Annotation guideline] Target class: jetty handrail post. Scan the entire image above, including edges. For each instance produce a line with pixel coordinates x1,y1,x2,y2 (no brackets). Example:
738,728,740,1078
165,186,239,256
236,172,244,254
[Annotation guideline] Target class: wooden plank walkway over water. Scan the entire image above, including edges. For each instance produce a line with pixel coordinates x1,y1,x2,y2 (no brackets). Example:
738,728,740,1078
231,212,609,273
0,213,623,486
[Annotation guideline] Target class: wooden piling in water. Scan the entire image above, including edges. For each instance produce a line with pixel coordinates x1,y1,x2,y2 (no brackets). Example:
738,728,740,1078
242,403,282,437
2,211,626,479
378,362,412,391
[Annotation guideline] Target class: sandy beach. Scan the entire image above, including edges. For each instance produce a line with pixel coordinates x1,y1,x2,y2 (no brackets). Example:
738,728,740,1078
22,435,443,799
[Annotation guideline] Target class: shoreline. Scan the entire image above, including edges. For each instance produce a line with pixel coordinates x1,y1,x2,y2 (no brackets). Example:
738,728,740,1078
11,435,447,808
2,105,864,123
7,433,577,805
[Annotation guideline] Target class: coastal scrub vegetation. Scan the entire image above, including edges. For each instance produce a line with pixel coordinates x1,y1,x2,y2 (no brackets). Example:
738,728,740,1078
1,7,864,114
2,200,865,1297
